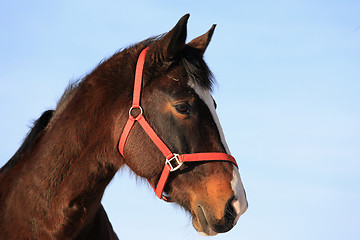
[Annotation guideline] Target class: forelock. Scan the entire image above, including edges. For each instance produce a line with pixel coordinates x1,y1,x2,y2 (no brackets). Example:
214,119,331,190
181,46,215,91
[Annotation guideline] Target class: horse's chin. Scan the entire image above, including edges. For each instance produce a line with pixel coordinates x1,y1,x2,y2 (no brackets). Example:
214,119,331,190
191,205,221,236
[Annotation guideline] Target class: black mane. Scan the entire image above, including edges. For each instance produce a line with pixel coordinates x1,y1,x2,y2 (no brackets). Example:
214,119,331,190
0,110,54,172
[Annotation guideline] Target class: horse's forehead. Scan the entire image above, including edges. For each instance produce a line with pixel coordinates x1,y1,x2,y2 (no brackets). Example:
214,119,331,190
165,66,188,85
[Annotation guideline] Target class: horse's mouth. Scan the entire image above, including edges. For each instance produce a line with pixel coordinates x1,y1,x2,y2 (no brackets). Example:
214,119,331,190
192,202,239,236
193,205,233,236
193,205,217,236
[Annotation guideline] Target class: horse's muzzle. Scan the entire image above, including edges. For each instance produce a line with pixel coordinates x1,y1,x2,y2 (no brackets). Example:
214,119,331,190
193,195,246,236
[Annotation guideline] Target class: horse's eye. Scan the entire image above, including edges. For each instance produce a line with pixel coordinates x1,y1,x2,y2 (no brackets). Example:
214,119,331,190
174,103,191,115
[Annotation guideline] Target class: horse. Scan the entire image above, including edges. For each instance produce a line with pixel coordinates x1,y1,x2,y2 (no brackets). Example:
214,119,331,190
0,14,248,239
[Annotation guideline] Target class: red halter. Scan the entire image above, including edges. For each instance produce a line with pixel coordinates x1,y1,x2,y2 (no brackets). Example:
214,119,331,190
118,47,238,201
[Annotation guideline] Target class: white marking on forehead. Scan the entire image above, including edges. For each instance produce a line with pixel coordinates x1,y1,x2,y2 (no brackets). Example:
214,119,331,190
188,81,230,154
189,80,248,220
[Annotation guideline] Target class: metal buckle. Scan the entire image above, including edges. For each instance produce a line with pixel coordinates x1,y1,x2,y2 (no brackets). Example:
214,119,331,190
129,106,143,118
165,154,182,172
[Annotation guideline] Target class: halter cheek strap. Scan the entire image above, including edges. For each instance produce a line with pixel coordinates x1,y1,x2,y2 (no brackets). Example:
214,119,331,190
118,47,238,201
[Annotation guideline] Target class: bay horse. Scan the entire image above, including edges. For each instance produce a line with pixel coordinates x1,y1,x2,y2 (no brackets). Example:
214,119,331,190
0,14,247,239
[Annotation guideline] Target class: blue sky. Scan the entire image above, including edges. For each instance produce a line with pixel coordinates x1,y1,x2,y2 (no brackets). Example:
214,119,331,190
1,1,359,239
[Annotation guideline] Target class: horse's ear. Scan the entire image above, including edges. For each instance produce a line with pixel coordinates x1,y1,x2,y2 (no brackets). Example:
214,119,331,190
187,24,216,55
150,14,189,61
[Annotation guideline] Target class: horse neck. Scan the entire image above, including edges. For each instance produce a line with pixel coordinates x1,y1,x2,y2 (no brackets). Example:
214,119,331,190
34,50,138,207
0,48,138,238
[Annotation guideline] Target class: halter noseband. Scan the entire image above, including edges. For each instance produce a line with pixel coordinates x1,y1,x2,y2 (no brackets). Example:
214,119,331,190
118,47,238,201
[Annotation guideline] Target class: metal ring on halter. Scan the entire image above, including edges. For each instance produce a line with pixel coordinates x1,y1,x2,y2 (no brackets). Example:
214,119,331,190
165,154,183,172
129,106,143,118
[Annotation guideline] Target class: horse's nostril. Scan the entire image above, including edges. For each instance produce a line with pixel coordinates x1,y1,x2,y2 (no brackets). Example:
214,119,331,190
224,196,237,224
209,196,237,233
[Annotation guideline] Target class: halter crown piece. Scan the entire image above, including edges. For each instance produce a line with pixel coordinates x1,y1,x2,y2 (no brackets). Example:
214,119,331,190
118,47,238,202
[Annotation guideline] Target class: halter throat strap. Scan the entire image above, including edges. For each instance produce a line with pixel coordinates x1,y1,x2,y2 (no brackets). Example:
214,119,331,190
118,47,238,201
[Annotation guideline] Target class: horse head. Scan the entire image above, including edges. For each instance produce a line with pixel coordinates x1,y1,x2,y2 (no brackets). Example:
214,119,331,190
119,14,248,236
